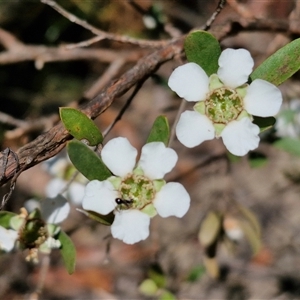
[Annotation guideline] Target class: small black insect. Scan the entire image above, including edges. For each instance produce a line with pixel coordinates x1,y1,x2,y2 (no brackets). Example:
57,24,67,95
115,198,134,208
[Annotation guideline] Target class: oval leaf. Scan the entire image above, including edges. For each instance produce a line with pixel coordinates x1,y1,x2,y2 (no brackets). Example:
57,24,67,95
240,219,261,255
252,116,276,132
0,211,17,228
67,140,111,181
58,230,76,274
238,205,261,236
184,30,221,76
198,211,222,247
60,107,103,146
203,256,219,279
251,38,300,86
146,115,170,146
76,208,114,226
274,137,300,156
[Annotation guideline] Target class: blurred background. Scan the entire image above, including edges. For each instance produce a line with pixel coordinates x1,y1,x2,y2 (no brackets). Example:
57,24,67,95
1,0,300,299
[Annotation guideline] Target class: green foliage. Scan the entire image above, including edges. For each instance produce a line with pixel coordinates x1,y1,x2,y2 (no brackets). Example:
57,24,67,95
58,230,76,275
67,140,111,181
198,211,222,247
248,152,268,168
146,115,170,146
139,279,158,296
159,291,176,300
274,137,300,156
251,38,300,86
253,116,276,132
238,205,261,255
184,30,221,75
148,263,166,289
77,209,114,226
187,265,206,282
60,107,103,146
0,211,17,229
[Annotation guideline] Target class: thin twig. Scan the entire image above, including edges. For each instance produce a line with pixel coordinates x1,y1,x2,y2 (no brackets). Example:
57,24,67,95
0,36,185,186
41,0,168,49
34,254,50,299
202,0,227,31
103,77,148,137
84,59,125,100
168,99,186,148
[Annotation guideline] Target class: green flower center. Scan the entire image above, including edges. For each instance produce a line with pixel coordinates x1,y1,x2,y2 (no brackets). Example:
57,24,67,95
205,87,243,124
118,174,155,210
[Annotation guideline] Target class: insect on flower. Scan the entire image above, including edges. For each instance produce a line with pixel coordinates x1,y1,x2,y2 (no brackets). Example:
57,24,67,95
115,198,134,208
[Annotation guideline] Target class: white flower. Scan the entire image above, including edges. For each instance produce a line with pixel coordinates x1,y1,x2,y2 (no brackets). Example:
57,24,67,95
46,178,85,206
41,195,70,224
168,48,283,156
82,137,190,244
0,226,18,252
276,99,300,139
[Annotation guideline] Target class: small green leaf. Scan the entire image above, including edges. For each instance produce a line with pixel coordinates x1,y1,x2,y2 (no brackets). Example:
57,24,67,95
60,107,103,146
77,208,114,226
0,211,17,228
238,205,261,237
253,116,276,132
187,265,206,282
240,219,261,256
139,279,158,296
203,256,219,279
184,30,221,75
58,230,76,274
248,152,268,168
251,38,300,86
159,290,176,300
198,211,222,247
274,137,300,156
146,116,170,146
67,140,111,181
148,263,166,288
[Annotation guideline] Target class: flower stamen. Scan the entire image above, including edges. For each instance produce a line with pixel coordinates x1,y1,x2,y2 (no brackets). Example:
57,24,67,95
119,174,155,210
205,87,243,124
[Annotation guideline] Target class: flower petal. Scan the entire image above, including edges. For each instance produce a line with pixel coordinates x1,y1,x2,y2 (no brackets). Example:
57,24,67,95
244,79,283,117
68,182,86,205
221,118,260,156
154,182,190,218
41,194,70,224
176,111,215,148
111,210,150,244
24,199,41,212
82,180,118,215
138,142,177,180
217,48,254,88
168,62,209,101
101,137,137,177
45,178,65,198
0,226,18,252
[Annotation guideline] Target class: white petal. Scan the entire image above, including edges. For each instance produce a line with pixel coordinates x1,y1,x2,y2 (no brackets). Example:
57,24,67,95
111,210,150,244
154,182,190,218
68,182,85,205
41,194,70,224
101,137,137,177
24,199,41,212
176,111,215,148
217,48,254,88
0,226,18,252
168,62,209,101
138,142,177,180
244,79,283,117
82,180,118,215
221,118,260,156
45,178,65,198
